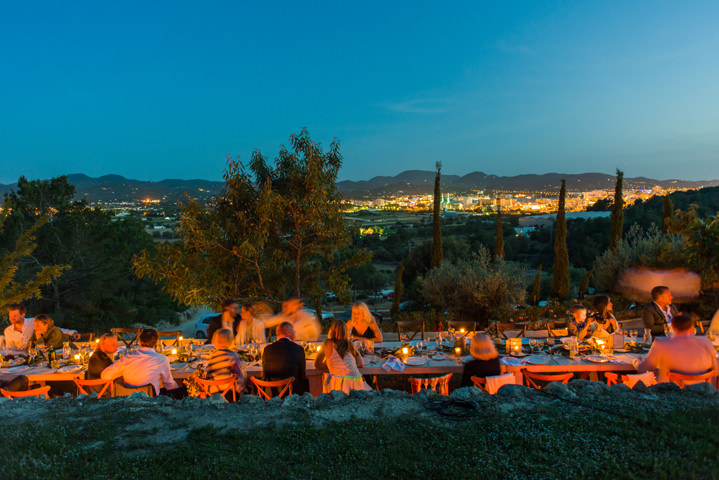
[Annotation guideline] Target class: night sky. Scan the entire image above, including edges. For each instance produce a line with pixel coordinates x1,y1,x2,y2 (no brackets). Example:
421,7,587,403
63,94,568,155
2,1,718,183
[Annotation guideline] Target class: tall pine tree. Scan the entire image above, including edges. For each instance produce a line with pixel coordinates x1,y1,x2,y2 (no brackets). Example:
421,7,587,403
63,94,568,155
390,263,404,320
430,162,443,269
661,194,674,235
531,264,543,305
551,180,570,299
494,208,504,262
609,169,624,251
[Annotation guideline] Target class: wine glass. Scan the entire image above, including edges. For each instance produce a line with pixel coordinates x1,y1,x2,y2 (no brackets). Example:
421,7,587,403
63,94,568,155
28,344,37,364
529,339,538,353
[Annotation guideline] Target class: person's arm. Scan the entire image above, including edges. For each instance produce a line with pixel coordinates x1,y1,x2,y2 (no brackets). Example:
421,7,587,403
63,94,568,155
101,357,126,381
160,359,179,390
314,342,329,371
608,314,619,333
352,343,365,368
636,342,661,373
47,328,66,350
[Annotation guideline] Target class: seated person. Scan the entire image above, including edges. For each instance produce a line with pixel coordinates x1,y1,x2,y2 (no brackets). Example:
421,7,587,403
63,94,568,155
3,304,34,350
261,322,308,395
461,333,501,388
236,304,268,344
567,304,596,340
274,298,321,342
637,314,718,383
315,320,371,393
590,295,619,334
206,329,244,398
205,299,240,345
102,328,182,397
87,333,119,380
346,302,383,343
0,375,30,393
642,286,678,337
30,314,68,350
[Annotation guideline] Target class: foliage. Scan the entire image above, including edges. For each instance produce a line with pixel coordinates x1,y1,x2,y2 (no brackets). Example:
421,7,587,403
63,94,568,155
661,194,674,235
531,265,542,305
494,208,504,262
592,224,687,292
421,247,526,327
551,180,570,299
609,169,624,251
133,129,370,308
578,269,593,298
675,210,719,289
430,162,443,269
0,212,67,313
390,263,404,320
402,236,470,289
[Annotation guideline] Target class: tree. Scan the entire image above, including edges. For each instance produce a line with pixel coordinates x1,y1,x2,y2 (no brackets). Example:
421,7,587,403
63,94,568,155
390,263,404,320
661,194,674,235
494,209,505,262
578,269,593,298
551,179,570,299
0,212,67,312
134,129,370,308
430,162,443,269
609,169,624,251
531,265,542,305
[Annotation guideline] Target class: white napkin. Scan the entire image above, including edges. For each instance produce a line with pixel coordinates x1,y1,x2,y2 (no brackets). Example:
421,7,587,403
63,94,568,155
623,371,657,388
502,357,524,367
382,355,406,372
484,373,517,395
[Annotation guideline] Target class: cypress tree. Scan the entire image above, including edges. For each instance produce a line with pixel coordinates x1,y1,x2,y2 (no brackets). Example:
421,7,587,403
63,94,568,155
531,264,542,305
494,208,504,262
609,169,624,251
578,269,593,298
661,194,674,235
390,263,404,320
551,179,570,299
430,162,443,269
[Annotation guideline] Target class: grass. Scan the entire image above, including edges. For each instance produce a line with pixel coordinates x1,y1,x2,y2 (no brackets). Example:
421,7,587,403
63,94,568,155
2,389,719,480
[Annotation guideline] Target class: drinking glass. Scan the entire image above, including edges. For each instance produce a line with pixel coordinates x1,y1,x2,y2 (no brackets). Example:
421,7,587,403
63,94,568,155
62,342,71,360
529,339,538,353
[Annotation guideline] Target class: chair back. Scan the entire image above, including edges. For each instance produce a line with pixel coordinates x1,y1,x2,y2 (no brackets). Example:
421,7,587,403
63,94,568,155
196,375,238,402
408,373,452,395
111,328,142,348
496,323,526,339
523,370,573,389
395,320,424,341
250,377,294,400
447,321,476,335
113,381,156,397
157,331,182,346
1,385,51,399
668,370,715,388
470,376,487,392
76,333,95,342
546,321,568,337
74,378,113,398
695,320,711,336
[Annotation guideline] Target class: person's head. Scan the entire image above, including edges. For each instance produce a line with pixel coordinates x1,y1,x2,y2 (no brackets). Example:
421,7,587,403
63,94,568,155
651,286,673,307
240,304,253,321
212,328,233,349
671,314,695,334
470,333,498,361
351,302,373,325
33,314,54,336
328,320,349,341
571,304,587,322
221,299,239,317
250,302,272,317
7,304,26,325
97,333,119,355
138,328,160,348
592,295,613,317
282,298,303,314
276,322,295,340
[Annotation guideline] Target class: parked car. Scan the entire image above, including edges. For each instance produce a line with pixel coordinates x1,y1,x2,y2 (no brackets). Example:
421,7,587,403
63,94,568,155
194,313,218,339
336,308,384,324
306,308,335,321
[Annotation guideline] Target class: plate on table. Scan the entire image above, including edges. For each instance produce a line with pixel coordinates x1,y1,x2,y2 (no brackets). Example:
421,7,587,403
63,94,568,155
404,356,427,366
170,362,187,370
431,354,446,361
584,355,609,363
2,357,26,367
525,355,550,365
508,352,528,357
57,365,84,374
3,366,30,374
613,348,629,353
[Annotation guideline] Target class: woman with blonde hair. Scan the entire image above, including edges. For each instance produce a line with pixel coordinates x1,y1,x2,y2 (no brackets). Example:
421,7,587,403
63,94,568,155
346,302,383,343
460,333,501,387
315,320,371,393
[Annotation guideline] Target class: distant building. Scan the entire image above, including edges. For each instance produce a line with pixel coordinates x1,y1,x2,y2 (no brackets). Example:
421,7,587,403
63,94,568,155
519,211,611,227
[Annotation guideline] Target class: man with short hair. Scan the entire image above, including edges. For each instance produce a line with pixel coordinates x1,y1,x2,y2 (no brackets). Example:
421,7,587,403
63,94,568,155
261,322,308,395
102,328,181,397
642,286,679,337
637,314,718,383
204,299,240,345
3,304,34,350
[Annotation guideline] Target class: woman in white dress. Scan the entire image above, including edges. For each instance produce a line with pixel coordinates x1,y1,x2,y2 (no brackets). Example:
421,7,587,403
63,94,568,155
314,320,371,394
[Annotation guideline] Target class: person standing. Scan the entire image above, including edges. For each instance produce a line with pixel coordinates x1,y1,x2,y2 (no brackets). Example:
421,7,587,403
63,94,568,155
642,286,679,337
275,298,321,342
204,299,240,345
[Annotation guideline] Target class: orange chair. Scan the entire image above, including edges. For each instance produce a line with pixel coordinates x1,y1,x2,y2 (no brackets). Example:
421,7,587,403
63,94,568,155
470,376,488,393
250,377,294,400
409,373,453,395
523,370,573,389
196,375,238,402
605,372,620,386
668,370,716,388
73,378,113,398
157,331,183,347
1,385,51,399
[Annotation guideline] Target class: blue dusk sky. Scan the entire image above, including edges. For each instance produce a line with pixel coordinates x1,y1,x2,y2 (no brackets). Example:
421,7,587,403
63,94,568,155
1,1,718,184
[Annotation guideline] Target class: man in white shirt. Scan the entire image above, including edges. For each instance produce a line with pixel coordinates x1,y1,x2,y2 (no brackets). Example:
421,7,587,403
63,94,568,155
273,298,321,342
102,328,182,397
637,314,718,384
3,304,34,350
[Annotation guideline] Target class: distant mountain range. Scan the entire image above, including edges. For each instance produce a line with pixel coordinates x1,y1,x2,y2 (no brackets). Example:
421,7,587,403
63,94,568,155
1,171,717,203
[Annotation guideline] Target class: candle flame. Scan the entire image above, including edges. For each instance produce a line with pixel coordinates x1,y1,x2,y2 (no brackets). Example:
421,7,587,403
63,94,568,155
171,349,177,355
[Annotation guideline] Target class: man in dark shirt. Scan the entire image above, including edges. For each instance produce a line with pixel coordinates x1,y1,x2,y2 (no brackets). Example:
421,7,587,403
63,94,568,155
87,333,119,380
261,322,308,395
204,299,241,345
642,286,679,337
